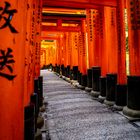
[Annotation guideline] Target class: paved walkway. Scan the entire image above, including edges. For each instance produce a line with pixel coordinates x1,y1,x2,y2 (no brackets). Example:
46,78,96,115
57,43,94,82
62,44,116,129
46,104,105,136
41,70,140,140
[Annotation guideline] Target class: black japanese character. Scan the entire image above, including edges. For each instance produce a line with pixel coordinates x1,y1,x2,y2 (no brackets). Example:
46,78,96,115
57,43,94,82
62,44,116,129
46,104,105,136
0,1,18,33
0,48,16,80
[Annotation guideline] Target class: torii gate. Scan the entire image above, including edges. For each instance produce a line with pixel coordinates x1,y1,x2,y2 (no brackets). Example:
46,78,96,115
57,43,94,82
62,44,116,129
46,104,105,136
0,0,140,140
41,12,87,79
42,0,140,118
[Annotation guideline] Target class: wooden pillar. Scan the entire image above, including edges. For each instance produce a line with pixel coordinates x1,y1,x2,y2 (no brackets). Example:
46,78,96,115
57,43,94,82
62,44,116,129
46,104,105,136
98,7,108,100
52,41,57,67
59,34,64,75
86,9,94,69
65,32,71,67
77,20,87,88
24,0,34,106
90,9,102,96
65,32,72,78
92,9,101,67
78,32,83,74
114,0,127,110
71,32,79,67
68,32,79,80
104,7,118,106
56,37,61,73
123,0,140,118
34,0,42,78
0,0,27,139
63,33,67,68
99,8,107,77
81,20,87,75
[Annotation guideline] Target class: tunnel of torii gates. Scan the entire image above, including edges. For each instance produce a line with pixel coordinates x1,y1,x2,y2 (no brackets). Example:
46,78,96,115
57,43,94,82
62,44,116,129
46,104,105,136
0,0,140,140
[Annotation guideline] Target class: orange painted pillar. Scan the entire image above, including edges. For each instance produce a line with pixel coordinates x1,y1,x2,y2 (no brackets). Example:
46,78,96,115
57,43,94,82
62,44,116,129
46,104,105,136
87,9,102,68
98,7,108,100
0,0,27,140
123,0,140,118
69,32,73,71
65,32,71,67
72,33,79,67
34,0,42,78
33,0,40,79
28,0,35,100
65,32,71,77
78,32,83,74
62,33,68,76
52,43,57,67
86,9,94,69
55,39,59,72
100,8,107,77
86,9,95,91
81,20,87,75
104,7,118,74
91,9,102,96
64,32,72,79
78,20,87,87
92,9,101,67
71,32,79,80
104,7,118,105
24,0,34,106
56,37,61,74
114,0,127,109
59,34,64,75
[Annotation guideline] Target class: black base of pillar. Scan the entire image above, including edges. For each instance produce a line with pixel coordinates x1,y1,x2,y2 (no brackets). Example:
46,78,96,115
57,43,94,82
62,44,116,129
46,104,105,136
91,67,101,97
92,66,101,91
123,76,140,118
81,74,87,87
56,65,60,74
98,76,106,102
61,65,65,76
78,71,82,85
77,74,87,90
104,73,117,106
34,78,41,109
85,69,92,92
114,84,127,110
30,93,39,132
31,93,39,118
70,69,73,80
38,76,43,107
64,67,67,77
73,66,78,80
24,104,35,140
66,65,70,78
87,68,92,88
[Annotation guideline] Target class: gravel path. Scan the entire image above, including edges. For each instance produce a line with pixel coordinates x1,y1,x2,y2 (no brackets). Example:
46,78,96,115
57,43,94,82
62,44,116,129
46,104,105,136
41,70,140,140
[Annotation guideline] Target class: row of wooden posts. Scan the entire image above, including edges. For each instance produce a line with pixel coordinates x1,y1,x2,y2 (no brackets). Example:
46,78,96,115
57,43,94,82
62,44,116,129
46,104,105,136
41,0,140,121
0,0,43,140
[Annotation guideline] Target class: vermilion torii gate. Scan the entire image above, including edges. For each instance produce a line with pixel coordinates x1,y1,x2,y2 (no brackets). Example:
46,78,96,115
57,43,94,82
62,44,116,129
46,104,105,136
0,0,140,140
42,0,140,118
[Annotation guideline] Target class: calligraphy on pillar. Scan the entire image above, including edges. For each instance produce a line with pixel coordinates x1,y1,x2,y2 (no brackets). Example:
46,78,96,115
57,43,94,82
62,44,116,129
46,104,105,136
86,9,93,42
130,0,140,30
0,1,18,33
111,9,115,26
0,2,18,80
0,48,16,80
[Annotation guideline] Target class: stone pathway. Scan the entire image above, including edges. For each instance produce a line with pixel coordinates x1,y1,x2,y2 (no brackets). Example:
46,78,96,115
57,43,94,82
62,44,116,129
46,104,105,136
41,70,140,140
